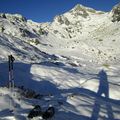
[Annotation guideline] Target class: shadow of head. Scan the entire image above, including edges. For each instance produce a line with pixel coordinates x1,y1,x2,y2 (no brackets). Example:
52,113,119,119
98,70,107,80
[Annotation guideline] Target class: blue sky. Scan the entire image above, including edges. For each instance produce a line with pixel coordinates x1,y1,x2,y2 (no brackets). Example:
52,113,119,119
0,0,119,22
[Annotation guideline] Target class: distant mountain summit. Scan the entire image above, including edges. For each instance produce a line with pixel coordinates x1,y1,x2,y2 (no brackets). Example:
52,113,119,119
70,4,104,17
50,4,106,39
70,4,90,18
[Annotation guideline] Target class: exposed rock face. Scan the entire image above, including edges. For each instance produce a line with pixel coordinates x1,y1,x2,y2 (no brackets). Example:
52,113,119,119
54,15,70,25
112,3,120,22
6,14,27,22
70,4,89,18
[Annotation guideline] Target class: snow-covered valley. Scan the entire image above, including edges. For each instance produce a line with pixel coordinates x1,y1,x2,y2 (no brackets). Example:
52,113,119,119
0,3,120,120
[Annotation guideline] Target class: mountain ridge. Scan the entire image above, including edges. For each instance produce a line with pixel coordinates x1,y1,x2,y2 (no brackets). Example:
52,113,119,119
0,3,120,64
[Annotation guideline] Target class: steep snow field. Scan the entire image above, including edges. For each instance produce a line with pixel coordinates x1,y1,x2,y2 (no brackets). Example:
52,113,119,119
0,3,120,120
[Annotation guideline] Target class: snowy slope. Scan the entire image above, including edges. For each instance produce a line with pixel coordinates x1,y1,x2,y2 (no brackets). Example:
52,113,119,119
0,3,120,120
38,4,120,64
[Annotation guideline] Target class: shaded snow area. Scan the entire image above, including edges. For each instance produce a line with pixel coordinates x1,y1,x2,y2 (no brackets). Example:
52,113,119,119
0,3,120,120
0,60,120,120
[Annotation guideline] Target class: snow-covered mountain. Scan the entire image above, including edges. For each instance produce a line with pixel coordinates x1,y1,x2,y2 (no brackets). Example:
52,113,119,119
0,4,120,63
42,4,120,64
0,3,120,120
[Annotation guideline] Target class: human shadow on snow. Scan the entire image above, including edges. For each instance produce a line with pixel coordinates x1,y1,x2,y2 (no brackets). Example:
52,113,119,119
91,70,114,120
60,70,120,120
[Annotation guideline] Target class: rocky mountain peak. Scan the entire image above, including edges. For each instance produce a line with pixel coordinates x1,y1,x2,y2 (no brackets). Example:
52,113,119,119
69,4,105,19
111,3,120,22
0,13,27,22
73,4,87,11
70,4,89,18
